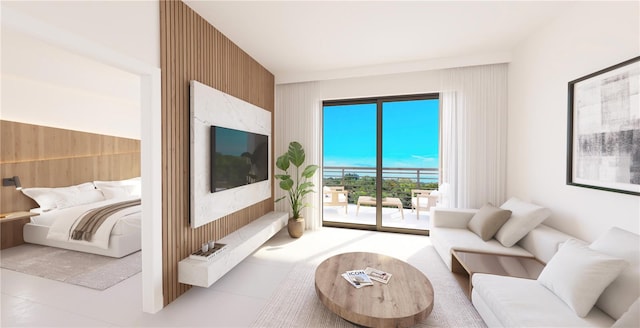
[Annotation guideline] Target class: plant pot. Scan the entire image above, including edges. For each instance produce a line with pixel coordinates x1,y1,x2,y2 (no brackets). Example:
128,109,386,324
287,218,305,238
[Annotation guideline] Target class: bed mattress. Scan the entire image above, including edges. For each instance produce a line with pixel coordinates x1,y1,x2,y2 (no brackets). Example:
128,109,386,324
23,197,141,258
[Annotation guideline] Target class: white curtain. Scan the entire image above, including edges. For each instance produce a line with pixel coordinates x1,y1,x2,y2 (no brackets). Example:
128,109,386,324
440,64,508,208
274,82,323,230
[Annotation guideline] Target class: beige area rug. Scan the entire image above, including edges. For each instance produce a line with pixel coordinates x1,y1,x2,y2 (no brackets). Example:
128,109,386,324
250,245,487,328
0,244,141,290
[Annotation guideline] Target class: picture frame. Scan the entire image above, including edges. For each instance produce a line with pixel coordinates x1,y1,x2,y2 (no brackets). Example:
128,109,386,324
567,56,640,196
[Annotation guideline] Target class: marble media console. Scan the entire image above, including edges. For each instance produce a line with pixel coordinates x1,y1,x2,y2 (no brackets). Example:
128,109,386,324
178,211,288,288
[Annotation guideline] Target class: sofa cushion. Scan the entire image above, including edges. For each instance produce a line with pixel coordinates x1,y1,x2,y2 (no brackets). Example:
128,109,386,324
537,239,628,317
589,227,640,320
495,197,551,247
430,227,532,269
517,224,575,264
612,298,639,328
472,274,615,327
467,203,512,241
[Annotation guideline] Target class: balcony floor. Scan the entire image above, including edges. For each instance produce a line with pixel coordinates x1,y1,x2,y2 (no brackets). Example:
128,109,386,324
322,203,431,231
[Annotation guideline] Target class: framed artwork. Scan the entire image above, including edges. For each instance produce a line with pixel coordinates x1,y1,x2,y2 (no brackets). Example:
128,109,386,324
567,56,640,196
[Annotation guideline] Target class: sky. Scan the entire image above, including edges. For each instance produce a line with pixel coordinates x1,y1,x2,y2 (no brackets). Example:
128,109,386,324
323,99,439,169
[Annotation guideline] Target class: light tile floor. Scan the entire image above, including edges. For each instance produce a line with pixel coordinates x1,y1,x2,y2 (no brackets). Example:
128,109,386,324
1,227,433,327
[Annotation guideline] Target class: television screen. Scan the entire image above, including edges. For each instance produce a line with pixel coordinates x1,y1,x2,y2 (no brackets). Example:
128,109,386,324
211,126,269,193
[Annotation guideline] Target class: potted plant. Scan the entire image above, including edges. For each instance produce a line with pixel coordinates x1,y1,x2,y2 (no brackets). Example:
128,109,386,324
275,141,318,238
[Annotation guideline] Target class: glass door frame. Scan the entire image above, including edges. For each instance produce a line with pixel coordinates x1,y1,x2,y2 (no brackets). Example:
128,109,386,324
321,93,439,235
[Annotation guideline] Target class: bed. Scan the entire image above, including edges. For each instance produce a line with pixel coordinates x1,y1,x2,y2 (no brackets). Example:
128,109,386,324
20,178,141,258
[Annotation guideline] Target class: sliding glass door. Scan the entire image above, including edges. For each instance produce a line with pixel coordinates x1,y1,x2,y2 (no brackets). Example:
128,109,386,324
322,94,440,234
381,99,439,231
322,102,378,228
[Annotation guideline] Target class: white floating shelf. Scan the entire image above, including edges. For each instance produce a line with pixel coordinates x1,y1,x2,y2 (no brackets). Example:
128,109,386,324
178,211,288,288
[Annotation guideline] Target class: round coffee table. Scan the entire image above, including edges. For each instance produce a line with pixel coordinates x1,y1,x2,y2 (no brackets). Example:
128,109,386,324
314,252,434,328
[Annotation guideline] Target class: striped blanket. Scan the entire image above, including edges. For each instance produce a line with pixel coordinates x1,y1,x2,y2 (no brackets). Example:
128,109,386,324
71,199,141,241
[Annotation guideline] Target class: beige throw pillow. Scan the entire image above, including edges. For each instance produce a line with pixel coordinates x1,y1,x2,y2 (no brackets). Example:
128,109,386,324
467,203,512,241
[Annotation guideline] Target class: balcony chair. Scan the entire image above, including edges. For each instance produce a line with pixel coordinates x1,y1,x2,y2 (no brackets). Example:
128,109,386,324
411,189,438,219
323,186,349,213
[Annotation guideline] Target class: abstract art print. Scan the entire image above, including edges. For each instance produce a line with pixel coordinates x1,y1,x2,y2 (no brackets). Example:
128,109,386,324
567,56,640,196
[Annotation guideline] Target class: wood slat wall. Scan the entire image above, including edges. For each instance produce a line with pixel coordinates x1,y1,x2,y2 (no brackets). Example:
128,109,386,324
0,120,141,213
160,1,275,305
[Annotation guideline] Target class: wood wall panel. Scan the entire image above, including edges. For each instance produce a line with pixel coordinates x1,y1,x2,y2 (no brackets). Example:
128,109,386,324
160,1,275,305
0,120,141,213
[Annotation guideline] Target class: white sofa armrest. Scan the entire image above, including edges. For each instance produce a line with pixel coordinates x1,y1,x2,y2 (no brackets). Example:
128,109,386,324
431,208,478,228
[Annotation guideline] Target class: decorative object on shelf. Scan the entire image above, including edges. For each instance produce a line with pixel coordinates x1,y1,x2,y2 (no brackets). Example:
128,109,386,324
567,56,640,196
275,141,318,238
189,243,227,261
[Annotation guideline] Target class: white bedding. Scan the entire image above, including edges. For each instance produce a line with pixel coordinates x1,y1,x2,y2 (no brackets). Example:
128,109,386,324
34,196,141,250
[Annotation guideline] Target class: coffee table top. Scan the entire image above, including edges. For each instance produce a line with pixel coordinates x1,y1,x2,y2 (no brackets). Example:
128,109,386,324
314,252,434,328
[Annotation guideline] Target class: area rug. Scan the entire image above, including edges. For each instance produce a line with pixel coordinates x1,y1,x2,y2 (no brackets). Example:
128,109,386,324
0,244,141,290
250,245,487,328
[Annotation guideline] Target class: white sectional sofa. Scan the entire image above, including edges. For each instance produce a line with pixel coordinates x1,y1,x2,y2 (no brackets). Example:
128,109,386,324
430,199,640,328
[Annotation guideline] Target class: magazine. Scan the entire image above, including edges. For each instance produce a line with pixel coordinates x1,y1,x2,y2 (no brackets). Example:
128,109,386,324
342,269,374,288
365,267,392,284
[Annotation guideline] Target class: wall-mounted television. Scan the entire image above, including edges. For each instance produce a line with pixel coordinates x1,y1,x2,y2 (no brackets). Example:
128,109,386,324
210,126,269,193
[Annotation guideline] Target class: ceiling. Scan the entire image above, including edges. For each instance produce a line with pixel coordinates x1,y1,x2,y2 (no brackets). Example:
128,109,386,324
184,1,578,84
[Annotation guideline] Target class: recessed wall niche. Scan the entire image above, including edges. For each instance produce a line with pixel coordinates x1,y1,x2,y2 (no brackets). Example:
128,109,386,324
189,80,272,228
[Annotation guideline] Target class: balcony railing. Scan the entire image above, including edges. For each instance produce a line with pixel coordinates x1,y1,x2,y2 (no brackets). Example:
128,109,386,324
322,166,439,208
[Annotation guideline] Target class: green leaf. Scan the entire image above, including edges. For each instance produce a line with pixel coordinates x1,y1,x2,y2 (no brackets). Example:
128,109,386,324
274,196,286,203
279,178,294,191
299,189,314,198
274,174,290,180
298,181,314,191
287,141,305,167
276,154,290,171
301,165,318,178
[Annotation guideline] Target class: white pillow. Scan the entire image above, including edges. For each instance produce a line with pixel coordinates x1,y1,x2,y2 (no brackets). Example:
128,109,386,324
55,189,105,209
21,182,96,211
94,177,141,197
99,186,131,200
494,197,551,247
590,227,640,319
538,239,628,317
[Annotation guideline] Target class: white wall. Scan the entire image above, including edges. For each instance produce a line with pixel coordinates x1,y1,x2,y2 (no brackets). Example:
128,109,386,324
318,69,442,100
1,1,160,139
1,1,159,68
1,28,142,139
507,2,640,241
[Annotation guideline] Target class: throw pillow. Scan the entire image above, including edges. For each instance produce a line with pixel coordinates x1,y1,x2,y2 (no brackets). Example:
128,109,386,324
467,203,512,241
589,227,640,320
494,197,551,247
538,239,628,317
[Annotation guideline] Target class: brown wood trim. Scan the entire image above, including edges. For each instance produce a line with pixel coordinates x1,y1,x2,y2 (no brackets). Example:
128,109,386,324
160,0,275,306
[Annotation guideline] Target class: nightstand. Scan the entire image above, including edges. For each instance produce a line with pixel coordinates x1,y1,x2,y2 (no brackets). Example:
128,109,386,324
0,211,39,249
